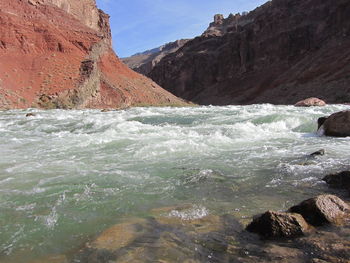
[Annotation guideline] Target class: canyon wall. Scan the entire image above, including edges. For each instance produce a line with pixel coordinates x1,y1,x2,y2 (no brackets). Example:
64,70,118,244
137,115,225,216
29,0,101,32
148,0,350,105
0,0,185,109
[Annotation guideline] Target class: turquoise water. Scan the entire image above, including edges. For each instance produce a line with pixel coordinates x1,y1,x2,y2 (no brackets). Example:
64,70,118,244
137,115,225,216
0,104,349,262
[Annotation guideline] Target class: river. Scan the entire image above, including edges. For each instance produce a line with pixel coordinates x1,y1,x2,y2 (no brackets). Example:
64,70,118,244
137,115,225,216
0,104,349,262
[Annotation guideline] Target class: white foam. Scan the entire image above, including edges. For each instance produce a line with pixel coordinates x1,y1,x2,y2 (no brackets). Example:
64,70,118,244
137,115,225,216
168,205,209,220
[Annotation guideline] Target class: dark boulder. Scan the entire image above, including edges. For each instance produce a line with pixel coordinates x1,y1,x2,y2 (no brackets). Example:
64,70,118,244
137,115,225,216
289,195,349,226
322,111,350,137
310,149,325,157
323,171,350,192
25,113,36,117
246,211,310,239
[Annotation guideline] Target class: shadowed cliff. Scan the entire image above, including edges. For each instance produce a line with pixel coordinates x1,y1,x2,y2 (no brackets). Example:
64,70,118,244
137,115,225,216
148,0,350,105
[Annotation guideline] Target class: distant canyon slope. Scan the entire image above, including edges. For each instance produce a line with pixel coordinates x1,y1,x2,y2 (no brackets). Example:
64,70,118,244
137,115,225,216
0,0,185,109
121,39,190,76
129,0,350,105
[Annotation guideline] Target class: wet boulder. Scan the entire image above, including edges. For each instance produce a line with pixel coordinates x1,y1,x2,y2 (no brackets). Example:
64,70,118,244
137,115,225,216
289,195,349,226
295,98,326,107
246,211,310,239
321,111,350,137
323,171,350,193
310,149,325,157
26,113,36,117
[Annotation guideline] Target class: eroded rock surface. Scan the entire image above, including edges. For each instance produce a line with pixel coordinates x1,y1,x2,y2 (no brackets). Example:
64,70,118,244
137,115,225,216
246,211,310,239
295,98,326,107
289,195,349,226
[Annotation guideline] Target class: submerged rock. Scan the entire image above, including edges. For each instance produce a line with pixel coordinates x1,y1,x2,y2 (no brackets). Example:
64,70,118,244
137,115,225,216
70,201,350,262
323,171,350,193
87,218,148,251
295,98,326,107
289,195,349,226
25,113,36,117
310,149,325,157
29,255,67,263
296,228,350,263
246,211,310,239
321,111,350,137
72,206,243,263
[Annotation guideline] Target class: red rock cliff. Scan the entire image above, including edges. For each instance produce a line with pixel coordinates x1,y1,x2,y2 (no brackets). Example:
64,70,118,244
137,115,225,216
149,0,350,105
0,0,185,109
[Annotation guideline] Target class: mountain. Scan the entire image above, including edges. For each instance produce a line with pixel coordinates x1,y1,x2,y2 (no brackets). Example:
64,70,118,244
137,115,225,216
122,39,190,76
0,0,186,109
148,0,350,105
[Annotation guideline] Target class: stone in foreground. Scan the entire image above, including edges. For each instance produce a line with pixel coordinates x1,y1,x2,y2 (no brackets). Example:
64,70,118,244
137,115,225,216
246,211,310,239
289,195,349,226
295,98,326,107
321,111,350,137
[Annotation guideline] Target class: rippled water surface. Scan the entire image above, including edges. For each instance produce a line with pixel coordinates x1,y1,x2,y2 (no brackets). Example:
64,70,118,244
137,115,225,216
0,105,349,262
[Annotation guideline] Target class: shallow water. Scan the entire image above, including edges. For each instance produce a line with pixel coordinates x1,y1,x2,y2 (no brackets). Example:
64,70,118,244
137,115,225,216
0,104,349,262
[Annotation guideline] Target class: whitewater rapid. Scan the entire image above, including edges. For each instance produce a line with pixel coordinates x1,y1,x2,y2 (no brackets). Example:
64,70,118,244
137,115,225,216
0,104,349,262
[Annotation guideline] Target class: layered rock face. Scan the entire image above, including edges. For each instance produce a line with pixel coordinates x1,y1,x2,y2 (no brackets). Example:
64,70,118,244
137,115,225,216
149,0,350,105
0,0,185,109
122,39,190,75
29,0,101,32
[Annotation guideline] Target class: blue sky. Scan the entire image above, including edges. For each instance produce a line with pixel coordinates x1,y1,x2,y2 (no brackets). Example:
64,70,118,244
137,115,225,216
96,0,267,58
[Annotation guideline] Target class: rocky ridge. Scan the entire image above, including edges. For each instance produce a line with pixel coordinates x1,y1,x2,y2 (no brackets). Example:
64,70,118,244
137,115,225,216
0,0,186,109
148,0,350,105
